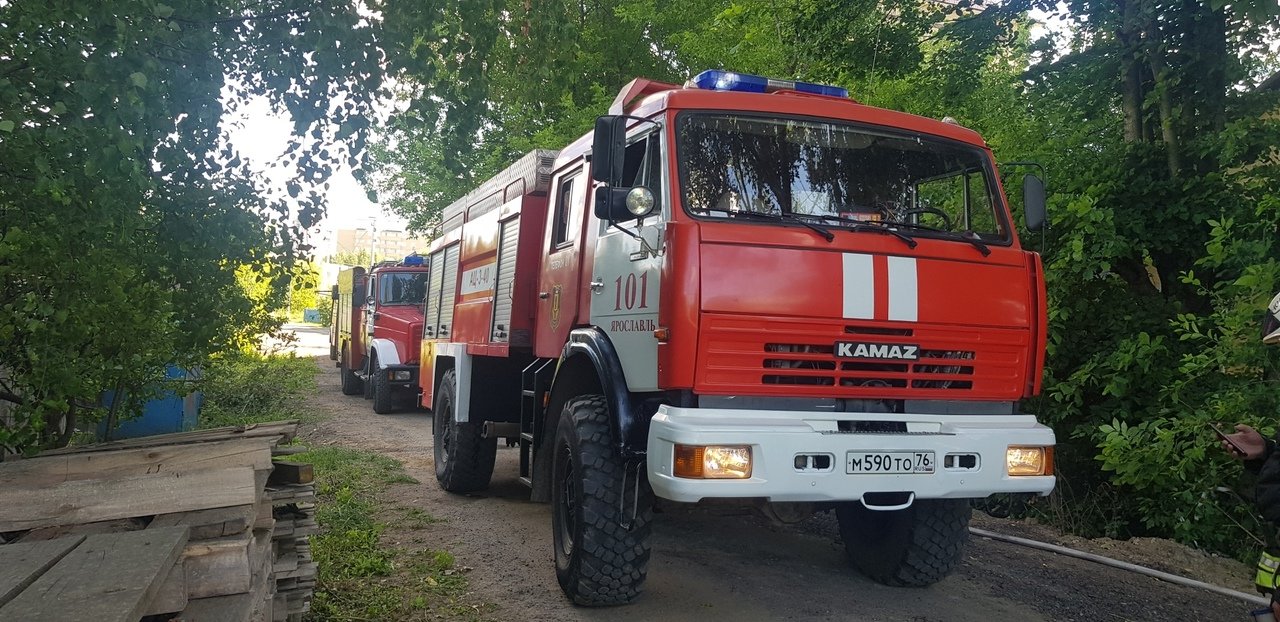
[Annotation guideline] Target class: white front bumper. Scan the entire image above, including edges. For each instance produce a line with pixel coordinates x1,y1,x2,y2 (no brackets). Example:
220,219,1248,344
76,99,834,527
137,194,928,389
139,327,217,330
646,405,1055,503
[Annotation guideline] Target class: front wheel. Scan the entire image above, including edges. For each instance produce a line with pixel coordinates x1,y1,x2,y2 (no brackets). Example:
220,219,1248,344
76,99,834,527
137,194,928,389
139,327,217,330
432,369,496,492
835,498,970,587
371,356,395,414
552,395,652,606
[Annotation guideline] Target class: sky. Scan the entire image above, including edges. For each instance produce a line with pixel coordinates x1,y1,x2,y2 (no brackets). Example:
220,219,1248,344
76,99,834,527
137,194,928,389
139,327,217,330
224,96,407,258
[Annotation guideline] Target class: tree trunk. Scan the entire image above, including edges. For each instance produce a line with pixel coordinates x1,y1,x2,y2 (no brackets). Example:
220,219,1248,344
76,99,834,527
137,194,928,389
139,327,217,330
1117,0,1144,144
1146,20,1181,178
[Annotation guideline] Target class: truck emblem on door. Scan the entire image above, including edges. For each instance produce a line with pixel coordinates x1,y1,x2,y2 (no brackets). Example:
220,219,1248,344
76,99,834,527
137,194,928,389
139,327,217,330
550,285,562,329
835,341,920,360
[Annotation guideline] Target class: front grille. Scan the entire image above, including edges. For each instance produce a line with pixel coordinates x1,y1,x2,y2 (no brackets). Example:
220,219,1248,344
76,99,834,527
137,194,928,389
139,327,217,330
699,316,1027,400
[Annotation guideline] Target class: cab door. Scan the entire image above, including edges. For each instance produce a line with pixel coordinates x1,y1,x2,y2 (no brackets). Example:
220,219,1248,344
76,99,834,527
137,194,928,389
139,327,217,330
587,131,665,391
534,163,587,357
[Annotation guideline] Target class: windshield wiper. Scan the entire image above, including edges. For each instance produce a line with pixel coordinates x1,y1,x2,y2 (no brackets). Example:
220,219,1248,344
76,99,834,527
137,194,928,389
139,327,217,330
878,220,992,256
731,211,835,242
813,215,918,250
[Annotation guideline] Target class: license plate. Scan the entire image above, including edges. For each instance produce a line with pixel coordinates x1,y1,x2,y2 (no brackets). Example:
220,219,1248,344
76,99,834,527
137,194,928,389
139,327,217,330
846,451,935,475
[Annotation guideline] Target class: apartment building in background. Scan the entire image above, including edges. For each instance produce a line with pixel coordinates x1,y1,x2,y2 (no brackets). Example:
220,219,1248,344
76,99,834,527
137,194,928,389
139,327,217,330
333,228,430,262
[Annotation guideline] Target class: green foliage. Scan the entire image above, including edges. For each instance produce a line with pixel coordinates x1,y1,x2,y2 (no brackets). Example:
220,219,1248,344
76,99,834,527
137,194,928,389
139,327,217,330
199,352,319,428
0,0,384,455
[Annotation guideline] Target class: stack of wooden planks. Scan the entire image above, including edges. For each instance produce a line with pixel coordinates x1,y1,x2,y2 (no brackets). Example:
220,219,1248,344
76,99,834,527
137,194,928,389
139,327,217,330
0,421,318,622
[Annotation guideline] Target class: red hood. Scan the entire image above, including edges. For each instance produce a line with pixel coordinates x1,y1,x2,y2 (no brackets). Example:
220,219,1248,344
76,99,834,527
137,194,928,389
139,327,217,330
373,305,424,364
691,223,1036,401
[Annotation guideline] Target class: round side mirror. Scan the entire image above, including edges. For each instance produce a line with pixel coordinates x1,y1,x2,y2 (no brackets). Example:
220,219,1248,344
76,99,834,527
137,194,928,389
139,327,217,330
625,187,655,217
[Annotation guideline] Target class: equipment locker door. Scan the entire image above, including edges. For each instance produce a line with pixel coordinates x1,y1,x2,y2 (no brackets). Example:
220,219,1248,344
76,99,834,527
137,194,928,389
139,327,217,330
534,165,587,357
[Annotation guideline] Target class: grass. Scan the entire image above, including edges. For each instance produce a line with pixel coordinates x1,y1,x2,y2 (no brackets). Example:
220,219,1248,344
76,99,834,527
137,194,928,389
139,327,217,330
198,351,320,428
293,447,490,621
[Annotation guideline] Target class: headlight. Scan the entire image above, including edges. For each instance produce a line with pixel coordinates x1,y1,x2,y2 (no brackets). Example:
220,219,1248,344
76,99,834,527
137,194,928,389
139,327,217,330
391,370,412,381
1006,446,1053,476
625,187,655,216
674,444,752,479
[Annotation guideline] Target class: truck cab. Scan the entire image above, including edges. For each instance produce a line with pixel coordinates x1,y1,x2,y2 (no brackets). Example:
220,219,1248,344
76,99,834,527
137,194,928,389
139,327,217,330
331,256,429,413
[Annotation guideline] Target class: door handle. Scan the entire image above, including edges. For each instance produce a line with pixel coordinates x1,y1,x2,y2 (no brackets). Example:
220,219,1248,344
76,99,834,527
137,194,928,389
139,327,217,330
539,292,550,300
589,280,605,293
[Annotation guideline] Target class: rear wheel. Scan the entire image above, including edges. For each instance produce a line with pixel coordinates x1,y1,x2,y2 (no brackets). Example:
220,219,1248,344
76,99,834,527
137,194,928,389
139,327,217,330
432,369,496,492
339,347,363,396
835,498,970,587
552,395,652,606
371,358,396,414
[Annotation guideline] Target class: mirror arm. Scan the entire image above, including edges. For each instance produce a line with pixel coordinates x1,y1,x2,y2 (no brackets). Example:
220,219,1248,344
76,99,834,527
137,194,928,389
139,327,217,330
609,221,640,239
1001,161,1048,189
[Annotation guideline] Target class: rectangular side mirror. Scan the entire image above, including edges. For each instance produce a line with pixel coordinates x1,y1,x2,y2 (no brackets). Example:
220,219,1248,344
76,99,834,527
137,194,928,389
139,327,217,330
591,116,627,185
1023,174,1047,231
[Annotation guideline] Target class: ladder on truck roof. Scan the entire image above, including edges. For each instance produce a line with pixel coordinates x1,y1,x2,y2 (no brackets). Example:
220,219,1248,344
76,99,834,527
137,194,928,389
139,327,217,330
439,149,559,234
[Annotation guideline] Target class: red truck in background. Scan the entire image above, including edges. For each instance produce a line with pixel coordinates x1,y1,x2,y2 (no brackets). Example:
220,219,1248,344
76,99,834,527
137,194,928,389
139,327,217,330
329,256,430,413
407,70,1055,606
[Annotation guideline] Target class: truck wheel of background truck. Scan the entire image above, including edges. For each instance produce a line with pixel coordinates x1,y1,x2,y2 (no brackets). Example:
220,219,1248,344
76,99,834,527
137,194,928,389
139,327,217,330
339,346,363,396
370,354,395,415
432,369,496,492
552,395,653,606
835,498,970,587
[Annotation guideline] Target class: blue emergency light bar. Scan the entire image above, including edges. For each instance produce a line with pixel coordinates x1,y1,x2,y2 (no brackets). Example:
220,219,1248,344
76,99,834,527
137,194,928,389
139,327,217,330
402,255,425,266
690,70,848,99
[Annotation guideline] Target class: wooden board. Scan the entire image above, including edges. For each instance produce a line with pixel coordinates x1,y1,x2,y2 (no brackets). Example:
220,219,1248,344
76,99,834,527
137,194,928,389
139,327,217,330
182,530,254,599
145,559,188,616
37,421,299,456
150,504,257,540
0,526,189,622
0,535,85,607
174,593,254,622
0,466,259,531
0,439,273,488
17,517,146,542
268,461,313,485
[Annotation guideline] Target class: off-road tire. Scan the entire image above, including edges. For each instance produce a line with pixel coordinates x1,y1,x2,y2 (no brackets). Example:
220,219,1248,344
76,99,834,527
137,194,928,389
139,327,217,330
432,369,496,492
340,347,363,396
371,355,395,414
552,395,653,606
835,498,970,587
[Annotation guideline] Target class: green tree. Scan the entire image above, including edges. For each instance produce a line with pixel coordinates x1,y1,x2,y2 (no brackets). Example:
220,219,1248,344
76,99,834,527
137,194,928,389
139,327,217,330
0,1,384,453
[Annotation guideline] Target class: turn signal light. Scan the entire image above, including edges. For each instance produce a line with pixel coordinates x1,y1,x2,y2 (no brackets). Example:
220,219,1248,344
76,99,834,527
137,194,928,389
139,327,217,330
674,444,752,479
1006,446,1054,476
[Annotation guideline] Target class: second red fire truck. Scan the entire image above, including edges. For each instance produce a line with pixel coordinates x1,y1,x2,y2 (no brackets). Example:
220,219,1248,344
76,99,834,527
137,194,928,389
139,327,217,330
330,257,430,414
407,70,1055,605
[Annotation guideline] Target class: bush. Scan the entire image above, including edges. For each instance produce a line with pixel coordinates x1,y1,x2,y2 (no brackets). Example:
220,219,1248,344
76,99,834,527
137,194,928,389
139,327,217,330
199,352,319,428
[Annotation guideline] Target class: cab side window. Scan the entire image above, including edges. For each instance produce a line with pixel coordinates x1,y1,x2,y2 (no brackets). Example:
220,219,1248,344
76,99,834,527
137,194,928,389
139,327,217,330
551,172,582,248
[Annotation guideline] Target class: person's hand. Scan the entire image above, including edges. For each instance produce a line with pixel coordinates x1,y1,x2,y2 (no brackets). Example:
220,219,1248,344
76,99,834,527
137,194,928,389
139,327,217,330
1270,594,1280,619
1224,424,1267,460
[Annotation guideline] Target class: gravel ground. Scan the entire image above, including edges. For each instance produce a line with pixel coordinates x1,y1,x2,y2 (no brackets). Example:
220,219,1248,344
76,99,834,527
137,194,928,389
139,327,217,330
288,333,1250,622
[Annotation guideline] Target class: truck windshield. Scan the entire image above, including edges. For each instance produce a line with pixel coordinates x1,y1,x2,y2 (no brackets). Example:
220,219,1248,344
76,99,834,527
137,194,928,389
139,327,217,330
677,114,1008,242
378,272,428,306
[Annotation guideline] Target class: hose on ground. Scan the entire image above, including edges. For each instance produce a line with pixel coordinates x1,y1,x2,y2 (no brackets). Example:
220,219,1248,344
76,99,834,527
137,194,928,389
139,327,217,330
969,527,1269,607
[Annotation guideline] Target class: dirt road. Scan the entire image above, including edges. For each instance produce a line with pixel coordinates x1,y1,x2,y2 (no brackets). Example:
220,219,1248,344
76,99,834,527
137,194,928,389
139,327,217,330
288,325,1247,621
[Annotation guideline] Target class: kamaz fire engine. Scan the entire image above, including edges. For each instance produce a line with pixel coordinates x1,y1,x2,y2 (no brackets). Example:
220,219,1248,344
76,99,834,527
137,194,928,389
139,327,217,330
329,256,430,414
410,70,1055,605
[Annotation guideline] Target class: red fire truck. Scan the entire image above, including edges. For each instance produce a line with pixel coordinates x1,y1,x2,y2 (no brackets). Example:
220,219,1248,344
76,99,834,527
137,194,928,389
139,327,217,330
412,70,1054,605
329,257,430,413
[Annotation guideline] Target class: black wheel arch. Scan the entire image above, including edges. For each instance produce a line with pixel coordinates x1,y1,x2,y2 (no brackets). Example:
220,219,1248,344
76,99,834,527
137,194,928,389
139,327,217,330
554,328,649,458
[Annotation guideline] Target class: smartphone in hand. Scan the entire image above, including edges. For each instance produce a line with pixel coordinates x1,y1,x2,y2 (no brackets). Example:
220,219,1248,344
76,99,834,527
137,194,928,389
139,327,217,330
1209,422,1249,456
